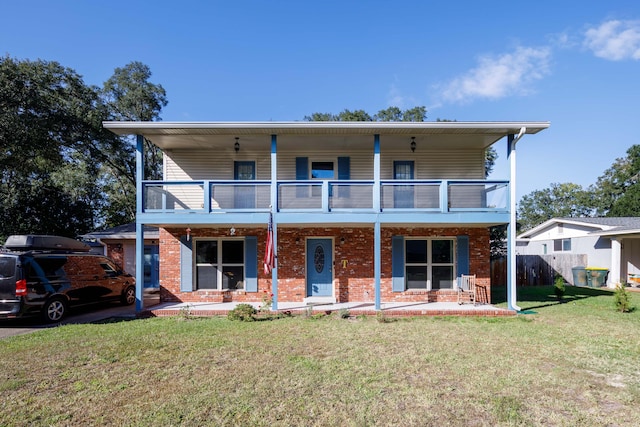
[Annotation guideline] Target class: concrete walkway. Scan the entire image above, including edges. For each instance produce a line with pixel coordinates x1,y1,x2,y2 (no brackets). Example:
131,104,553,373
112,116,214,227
142,300,516,317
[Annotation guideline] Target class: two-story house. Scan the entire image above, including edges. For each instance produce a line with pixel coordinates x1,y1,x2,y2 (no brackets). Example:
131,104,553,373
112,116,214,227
103,121,549,312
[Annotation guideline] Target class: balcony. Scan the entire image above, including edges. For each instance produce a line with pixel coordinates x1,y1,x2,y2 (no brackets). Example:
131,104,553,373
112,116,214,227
142,180,509,214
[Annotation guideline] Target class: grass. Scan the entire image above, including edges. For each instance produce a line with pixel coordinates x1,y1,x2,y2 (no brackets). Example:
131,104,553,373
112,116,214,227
1,286,639,426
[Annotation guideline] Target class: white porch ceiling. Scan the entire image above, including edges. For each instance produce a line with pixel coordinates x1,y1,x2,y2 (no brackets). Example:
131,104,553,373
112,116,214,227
103,121,550,151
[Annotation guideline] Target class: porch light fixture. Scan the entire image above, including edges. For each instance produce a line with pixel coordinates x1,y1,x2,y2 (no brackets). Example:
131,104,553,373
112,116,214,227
186,227,191,241
230,226,236,236
410,137,416,153
234,137,240,153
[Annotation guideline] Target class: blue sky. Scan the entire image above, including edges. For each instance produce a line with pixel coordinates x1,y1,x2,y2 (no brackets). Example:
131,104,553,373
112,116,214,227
3,0,640,202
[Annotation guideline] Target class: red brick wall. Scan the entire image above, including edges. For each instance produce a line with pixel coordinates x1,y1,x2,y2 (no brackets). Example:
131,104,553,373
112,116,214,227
380,227,491,303
158,226,491,304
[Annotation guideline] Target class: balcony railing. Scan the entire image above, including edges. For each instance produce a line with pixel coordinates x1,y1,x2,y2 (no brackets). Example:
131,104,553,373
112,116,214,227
143,180,271,212
141,180,508,213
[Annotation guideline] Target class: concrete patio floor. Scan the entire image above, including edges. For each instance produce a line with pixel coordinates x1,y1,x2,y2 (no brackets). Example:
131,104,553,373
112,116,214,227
141,300,516,318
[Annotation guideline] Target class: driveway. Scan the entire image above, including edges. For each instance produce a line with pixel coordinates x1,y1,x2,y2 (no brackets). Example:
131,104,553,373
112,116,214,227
0,302,137,339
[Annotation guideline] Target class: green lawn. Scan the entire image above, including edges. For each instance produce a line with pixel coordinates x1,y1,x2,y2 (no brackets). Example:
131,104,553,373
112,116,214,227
1,286,639,426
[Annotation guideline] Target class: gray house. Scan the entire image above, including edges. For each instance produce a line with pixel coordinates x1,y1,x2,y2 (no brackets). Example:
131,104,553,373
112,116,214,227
516,217,640,287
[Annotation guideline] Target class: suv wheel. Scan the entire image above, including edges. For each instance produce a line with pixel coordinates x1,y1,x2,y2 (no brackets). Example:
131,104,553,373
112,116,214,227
121,285,136,305
42,298,67,323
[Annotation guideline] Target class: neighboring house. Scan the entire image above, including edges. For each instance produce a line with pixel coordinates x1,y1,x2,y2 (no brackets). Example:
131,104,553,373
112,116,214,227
82,224,160,288
517,217,640,287
103,121,549,311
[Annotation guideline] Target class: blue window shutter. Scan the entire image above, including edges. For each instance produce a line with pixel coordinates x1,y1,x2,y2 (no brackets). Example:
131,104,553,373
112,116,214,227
296,157,308,180
245,236,258,292
180,236,193,292
392,236,405,292
337,157,350,179
338,156,350,198
457,235,470,276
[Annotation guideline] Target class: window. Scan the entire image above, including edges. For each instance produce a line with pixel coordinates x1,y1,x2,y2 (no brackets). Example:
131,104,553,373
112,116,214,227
27,256,67,279
100,261,119,276
542,243,547,255
195,239,245,290
311,161,334,179
553,238,571,252
405,238,455,290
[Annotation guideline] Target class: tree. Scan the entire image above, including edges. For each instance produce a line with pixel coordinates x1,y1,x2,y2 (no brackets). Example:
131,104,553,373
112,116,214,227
0,56,105,239
590,144,640,217
304,106,428,123
517,182,594,232
99,62,168,227
0,57,167,239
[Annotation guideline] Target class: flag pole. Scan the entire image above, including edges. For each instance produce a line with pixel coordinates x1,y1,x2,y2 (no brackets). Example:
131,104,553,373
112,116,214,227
263,205,277,311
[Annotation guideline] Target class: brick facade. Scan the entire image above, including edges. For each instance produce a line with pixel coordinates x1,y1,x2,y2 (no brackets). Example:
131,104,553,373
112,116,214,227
158,226,491,304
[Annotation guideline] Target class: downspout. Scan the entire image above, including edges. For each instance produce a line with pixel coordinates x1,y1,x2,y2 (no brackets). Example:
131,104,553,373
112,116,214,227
508,127,526,312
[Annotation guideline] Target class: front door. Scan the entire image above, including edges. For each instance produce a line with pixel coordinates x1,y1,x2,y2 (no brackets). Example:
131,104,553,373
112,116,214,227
234,161,256,209
307,239,333,297
143,245,159,288
394,160,414,208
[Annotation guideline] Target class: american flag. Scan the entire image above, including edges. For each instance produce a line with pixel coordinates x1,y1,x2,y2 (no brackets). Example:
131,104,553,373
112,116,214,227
263,212,275,275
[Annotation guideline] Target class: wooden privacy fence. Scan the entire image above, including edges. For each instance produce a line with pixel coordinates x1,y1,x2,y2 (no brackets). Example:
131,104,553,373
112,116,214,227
491,254,588,286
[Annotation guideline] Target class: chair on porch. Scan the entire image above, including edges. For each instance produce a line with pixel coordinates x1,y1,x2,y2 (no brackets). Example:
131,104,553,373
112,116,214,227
457,274,477,305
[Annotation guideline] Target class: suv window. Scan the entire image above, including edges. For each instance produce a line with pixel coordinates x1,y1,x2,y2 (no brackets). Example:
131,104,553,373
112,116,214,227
100,260,119,276
0,256,16,279
27,257,68,280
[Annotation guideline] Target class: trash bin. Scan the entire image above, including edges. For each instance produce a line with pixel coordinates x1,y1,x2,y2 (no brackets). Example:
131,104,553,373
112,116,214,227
572,266,587,287
585,268,609,287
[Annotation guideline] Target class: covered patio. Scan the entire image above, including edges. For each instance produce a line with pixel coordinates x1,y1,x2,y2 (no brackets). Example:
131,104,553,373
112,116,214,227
142,300,516,318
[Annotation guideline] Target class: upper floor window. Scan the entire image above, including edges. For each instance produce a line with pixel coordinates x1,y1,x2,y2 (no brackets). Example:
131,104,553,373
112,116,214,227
553,238,571,252
311,161,334,179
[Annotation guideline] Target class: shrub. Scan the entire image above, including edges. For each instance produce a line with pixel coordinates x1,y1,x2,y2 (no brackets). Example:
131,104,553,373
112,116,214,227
259,290,273,313
228,303,257,321
338,308,350,319
554,275,566,300
614,283,632,313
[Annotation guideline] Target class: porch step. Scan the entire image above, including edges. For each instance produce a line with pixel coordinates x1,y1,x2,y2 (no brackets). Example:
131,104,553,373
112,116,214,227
303,296,337,305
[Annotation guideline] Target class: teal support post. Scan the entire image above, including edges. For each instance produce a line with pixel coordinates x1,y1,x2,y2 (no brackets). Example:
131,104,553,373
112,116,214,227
270,135,278,311
373,134,381,310
135,135,145,312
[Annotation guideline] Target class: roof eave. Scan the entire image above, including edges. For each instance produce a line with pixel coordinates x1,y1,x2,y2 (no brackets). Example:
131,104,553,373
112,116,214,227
102,120,550,136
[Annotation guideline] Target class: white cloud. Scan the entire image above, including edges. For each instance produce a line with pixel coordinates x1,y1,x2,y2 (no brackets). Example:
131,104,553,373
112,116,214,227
386,83,406,108
584,20,640,61
438,46,551,104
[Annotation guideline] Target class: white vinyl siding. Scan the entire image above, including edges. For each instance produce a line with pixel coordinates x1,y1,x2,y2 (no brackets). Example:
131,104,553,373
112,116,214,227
163,151,270,210
381,150,485,180
164,149,485,183
164,150,271,180
277,150,372,180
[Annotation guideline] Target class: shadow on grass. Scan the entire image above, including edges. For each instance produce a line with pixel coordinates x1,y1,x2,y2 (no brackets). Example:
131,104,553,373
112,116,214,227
91,316,139,325
491,285,613,310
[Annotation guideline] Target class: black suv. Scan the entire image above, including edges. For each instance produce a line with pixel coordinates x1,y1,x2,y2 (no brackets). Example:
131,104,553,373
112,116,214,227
0,235,135,322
